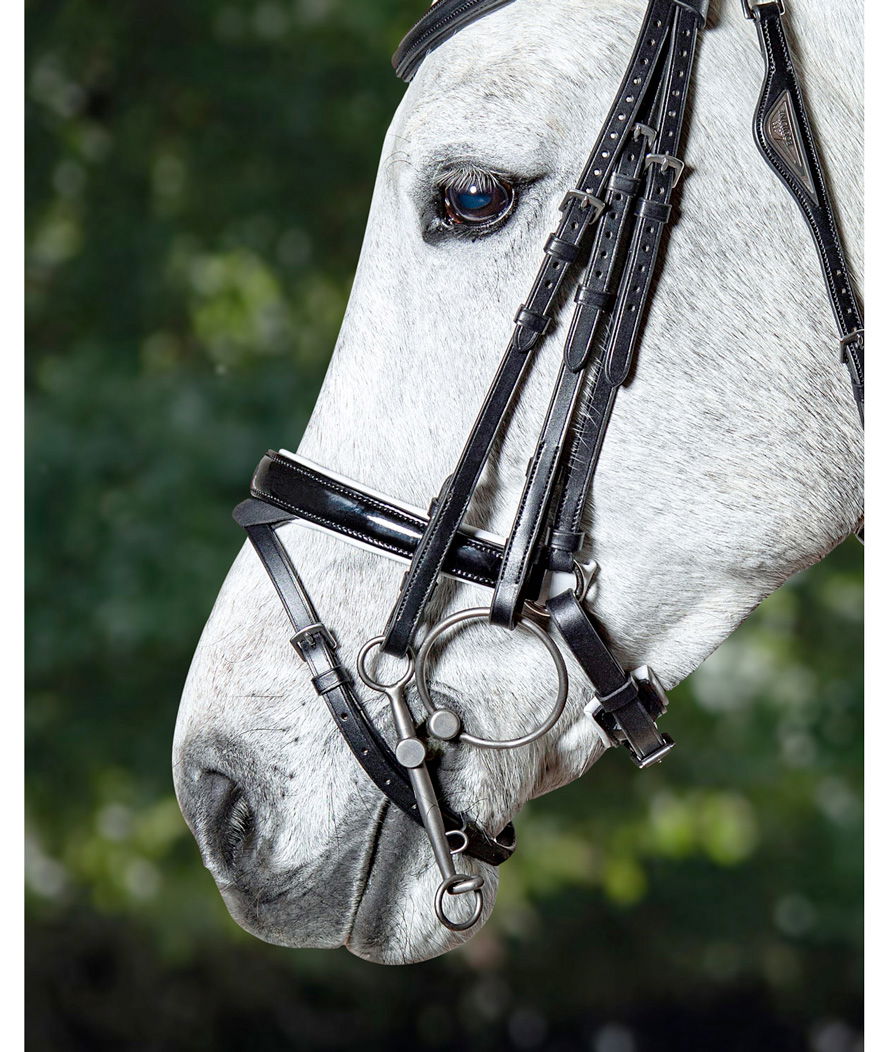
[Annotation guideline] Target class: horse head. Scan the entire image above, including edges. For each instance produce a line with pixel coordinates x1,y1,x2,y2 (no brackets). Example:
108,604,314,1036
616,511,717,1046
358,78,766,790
173,0,862,964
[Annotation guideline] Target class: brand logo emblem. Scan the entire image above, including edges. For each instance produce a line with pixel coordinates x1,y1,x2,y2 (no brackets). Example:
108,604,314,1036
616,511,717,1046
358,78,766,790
765,90,816,198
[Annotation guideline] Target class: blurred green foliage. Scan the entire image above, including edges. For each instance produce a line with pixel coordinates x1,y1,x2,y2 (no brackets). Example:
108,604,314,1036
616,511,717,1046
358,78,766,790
26,0,862,1048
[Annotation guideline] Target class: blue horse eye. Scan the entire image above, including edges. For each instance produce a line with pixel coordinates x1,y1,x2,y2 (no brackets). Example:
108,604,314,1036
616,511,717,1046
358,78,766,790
456,190,493,211
443,176,514,226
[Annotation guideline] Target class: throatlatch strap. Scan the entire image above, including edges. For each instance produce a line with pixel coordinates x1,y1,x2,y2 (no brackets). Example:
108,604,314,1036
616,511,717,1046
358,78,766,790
746,0,863,423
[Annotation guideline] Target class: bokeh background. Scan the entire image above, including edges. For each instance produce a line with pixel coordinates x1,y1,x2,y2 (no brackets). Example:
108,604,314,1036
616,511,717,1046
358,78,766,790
26,1,863,1049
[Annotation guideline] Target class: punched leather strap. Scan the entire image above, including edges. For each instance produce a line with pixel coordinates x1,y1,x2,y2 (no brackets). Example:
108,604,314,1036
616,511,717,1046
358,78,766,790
547,591,672,766
234,498,515,867
381,0,682,657
746,0,863,423
547,140,653,571
548,3,702,571
565,130,652,374
490,69,672,626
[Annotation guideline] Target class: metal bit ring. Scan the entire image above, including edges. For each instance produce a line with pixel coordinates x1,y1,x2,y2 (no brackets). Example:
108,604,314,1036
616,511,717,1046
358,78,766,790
434,874,484,931
416,607,569,750
356,636,415,691
445,828,469,855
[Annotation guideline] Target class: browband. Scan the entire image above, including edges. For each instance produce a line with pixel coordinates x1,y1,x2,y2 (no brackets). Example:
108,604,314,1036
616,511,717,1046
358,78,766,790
393,0,518,81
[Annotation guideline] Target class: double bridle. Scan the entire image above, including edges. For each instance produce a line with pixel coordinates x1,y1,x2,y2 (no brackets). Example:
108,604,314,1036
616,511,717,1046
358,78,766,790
232,0,863,931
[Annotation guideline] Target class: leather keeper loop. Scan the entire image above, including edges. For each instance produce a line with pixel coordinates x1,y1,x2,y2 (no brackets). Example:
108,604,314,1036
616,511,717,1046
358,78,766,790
548,529,583,554
311,666,352,695
633,197,672,224
575,286,615,310
673,0,709,25
514,305,551,334
545,234,580,263
609,172,640,196
597,677,639,713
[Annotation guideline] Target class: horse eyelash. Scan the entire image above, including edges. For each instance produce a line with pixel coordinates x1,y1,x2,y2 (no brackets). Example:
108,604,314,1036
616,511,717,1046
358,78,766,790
437,165,507,195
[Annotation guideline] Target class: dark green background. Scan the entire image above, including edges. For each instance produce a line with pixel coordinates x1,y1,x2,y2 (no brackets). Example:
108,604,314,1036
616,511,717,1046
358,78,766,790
26,1,862,1049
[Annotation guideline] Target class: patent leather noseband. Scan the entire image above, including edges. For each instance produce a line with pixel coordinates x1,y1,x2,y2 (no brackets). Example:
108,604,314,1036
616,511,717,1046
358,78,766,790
234,0,863,931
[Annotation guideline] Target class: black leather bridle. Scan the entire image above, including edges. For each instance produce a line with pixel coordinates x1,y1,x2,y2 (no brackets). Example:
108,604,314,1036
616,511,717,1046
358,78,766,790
231,0,863,930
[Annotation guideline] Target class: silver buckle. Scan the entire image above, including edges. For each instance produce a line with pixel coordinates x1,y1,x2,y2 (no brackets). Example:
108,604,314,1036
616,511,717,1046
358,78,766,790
632,665,669,717
572,560,599,603
839,327,864,364
584,665,675,767
632,123,657,146
523,559,599,622
560,188,606,219
742,0,785,18
645,153,685,183
636,737,676,768
290,622,338,659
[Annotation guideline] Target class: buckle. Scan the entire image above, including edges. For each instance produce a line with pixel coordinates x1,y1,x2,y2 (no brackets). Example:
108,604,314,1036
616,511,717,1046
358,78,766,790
585,665,675,768
741,0,784,18
290,622,338,659
629,666,675,767
839,327,864,363
560,189,606,219
572,560,599,603
632,123,657,146
645,153,685,183
632,665,669,717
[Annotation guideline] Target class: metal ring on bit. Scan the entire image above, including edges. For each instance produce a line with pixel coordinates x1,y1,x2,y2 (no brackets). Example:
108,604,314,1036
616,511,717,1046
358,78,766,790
524,560,598,621
356,636,415,691
435,874,484,931
445,828,469,855
416,607,569,750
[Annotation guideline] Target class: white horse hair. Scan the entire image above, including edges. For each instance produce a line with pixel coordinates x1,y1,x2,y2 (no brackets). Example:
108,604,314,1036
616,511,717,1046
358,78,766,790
173,0,862,965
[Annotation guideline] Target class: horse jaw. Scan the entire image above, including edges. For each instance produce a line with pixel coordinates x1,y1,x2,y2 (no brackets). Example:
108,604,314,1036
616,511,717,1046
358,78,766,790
173,0,862,964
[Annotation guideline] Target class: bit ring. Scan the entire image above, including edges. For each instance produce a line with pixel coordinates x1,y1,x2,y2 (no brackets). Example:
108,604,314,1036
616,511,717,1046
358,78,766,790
445,828,469,856
416,607,569,750
434,874,484,931
356,636,415,691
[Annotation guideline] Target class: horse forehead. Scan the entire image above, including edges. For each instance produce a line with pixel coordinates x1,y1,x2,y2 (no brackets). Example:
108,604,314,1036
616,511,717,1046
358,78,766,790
399,0,631,141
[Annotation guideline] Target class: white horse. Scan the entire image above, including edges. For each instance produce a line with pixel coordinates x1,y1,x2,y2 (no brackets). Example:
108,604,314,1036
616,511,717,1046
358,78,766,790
173,0,862,964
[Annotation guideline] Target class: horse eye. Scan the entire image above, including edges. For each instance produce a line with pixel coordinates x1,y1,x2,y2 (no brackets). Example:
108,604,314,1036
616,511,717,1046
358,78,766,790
443,177,514,226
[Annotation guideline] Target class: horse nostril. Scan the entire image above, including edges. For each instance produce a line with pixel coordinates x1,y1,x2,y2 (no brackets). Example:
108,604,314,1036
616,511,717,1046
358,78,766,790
217,781,256,867
179,769,258,874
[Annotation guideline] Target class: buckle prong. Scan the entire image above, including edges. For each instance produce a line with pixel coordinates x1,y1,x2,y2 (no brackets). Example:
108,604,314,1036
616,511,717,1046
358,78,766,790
839,327,864,364
560,189,606,219
633,122,657,145
290,622,338,659
645,153,685,183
